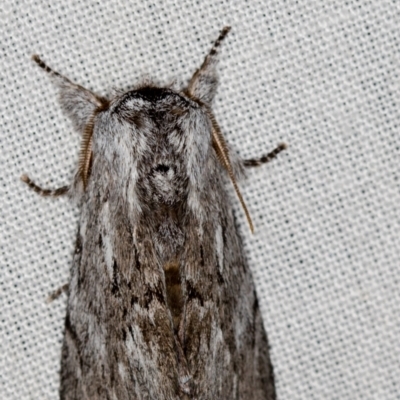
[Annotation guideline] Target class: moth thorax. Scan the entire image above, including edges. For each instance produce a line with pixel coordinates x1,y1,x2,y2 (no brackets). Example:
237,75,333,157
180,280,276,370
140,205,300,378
138,136,188,206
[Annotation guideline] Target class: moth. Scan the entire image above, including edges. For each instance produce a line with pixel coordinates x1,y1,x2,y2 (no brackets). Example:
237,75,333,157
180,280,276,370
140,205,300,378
22,27,286,400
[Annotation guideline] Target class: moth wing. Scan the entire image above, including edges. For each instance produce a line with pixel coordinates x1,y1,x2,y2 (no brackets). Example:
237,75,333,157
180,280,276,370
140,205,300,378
180,185,276,399
60,170,182,399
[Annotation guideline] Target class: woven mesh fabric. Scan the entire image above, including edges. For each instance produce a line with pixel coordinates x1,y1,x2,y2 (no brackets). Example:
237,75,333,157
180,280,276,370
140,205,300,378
1,1,399,399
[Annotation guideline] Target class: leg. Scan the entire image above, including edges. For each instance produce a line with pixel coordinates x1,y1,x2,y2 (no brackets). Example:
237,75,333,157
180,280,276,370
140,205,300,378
32,55,108,133
32,54,106,108
32,54,70,81
186,26,231,103
244,143,287,168
21,174,70,197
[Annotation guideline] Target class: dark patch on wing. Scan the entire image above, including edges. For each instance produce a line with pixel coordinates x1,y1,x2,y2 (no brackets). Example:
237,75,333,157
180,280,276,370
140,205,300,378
65,313,80,348
128,325,134,340
131,295,139,306
111,260,120,295
200,245,205,267
186,280,204,307
75,234,82,255
216,266,224,285
143,282,165,308
251,294,259,349
134,249,141,271
164,261,184,331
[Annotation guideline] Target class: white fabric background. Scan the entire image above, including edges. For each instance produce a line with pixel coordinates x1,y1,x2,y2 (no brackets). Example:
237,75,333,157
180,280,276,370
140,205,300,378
1,1,399,399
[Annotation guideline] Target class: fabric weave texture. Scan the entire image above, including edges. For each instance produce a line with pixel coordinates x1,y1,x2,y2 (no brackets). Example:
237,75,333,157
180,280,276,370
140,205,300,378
1,1,399,399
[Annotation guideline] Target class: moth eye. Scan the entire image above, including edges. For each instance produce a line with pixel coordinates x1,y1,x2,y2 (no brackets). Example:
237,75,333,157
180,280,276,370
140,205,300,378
154,164,170,174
